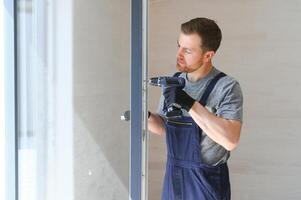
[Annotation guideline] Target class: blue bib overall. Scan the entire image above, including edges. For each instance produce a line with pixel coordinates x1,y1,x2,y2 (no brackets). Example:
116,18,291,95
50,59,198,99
162,72,230,200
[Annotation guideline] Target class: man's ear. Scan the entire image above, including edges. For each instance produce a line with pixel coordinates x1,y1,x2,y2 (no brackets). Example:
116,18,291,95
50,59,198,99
204,51,215,62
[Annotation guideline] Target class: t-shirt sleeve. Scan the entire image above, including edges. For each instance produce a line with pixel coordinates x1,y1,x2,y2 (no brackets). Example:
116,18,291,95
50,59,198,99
216,80,243,122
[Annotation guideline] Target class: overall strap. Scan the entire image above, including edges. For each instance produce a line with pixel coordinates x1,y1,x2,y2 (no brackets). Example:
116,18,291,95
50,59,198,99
199,72,226,106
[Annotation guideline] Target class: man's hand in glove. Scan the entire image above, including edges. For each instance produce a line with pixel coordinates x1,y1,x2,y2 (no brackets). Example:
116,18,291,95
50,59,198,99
163,87,196,112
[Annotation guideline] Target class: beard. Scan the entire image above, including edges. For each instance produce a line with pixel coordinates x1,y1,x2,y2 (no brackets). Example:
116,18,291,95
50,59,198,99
176,62,202,73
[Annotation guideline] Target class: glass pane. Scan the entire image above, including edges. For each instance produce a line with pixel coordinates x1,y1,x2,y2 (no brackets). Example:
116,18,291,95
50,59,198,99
16,0,130,199
73,0,130,199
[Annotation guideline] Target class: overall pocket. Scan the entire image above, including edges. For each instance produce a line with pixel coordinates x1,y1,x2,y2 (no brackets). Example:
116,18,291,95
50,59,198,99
165,121,199,161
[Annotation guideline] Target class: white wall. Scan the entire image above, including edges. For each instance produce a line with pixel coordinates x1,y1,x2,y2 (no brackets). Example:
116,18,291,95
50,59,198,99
148,0,301,199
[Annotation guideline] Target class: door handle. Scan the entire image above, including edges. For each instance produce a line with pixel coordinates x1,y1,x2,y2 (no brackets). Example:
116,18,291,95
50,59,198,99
121,110,130,121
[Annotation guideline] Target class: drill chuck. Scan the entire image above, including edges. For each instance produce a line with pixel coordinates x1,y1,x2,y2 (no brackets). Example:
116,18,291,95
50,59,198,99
149,77,162,87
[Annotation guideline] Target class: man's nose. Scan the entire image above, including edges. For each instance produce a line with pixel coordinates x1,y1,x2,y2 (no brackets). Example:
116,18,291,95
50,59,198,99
177,48,184,60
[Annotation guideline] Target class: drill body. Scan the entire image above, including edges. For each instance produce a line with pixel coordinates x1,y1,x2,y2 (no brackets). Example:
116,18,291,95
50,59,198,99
149,76,186,118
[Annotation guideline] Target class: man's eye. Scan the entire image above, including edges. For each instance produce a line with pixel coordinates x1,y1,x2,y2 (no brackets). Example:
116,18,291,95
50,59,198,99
185,50,192,54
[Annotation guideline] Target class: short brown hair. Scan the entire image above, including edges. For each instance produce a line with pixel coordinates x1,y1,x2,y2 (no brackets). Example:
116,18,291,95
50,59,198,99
181,17,222,52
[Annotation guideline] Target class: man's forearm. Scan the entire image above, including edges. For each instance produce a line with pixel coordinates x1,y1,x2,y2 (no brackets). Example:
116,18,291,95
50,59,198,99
148,113,166,136
188,102,242,151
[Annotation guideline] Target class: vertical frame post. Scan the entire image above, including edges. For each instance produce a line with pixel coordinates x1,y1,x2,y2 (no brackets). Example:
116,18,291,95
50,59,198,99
4,0,18,200
130,0,142,199
141,0,149,199
130,0,149,199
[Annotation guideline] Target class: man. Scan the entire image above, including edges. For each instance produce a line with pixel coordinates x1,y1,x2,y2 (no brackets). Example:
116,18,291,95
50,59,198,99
148,17,243,200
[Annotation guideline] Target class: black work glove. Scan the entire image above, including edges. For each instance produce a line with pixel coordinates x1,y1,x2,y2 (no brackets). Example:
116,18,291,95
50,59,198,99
163,87,195,112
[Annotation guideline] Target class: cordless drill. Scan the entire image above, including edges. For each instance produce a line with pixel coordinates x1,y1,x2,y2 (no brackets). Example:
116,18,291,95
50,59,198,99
149,76,186,118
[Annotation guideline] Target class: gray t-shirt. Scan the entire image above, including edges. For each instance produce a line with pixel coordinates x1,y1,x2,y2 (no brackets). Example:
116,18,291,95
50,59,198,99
157,67,243,166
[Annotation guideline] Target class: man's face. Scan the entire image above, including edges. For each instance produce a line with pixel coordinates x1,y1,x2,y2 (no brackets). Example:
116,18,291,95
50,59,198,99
176,32,206,73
